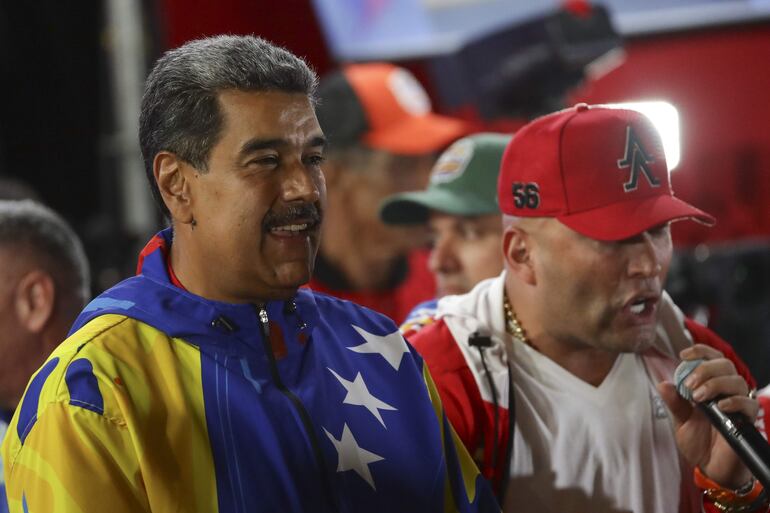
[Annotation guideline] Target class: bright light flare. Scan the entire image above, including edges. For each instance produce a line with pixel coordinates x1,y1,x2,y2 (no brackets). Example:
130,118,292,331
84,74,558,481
606,101,681,171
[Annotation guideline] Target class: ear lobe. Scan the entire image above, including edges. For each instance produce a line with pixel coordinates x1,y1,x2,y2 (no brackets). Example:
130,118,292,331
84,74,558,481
503,227,537,286
15,270,55,334
154,151,194,225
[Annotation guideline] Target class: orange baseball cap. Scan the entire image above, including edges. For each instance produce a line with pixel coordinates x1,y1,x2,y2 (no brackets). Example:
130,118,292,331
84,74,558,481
316,63,471,155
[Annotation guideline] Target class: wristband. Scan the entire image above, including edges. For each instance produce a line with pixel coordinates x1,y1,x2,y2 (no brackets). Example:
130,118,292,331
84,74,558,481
694,467,768,512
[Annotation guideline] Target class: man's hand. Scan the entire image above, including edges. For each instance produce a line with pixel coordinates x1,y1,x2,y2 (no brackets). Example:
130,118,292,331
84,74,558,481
657,343,759,489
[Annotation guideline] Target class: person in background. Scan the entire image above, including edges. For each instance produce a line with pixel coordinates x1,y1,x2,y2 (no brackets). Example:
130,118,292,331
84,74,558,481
379,133,510,335
1,35,497,513
0,199,90,513
407,104,769,512
310,62,472,323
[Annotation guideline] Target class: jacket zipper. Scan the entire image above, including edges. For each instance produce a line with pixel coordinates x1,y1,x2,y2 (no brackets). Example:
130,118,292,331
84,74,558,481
256,304,338,512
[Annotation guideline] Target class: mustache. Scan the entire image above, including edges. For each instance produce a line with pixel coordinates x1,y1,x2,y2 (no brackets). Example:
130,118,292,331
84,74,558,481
262,203,322,229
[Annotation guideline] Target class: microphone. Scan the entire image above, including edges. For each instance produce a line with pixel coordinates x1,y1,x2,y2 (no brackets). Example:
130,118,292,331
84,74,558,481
674,358,770,490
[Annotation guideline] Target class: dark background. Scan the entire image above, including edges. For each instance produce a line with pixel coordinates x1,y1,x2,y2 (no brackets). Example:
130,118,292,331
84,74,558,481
0,0,768,384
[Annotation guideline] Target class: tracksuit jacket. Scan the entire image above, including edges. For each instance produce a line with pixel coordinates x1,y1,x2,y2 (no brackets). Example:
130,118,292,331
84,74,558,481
1,228,497,513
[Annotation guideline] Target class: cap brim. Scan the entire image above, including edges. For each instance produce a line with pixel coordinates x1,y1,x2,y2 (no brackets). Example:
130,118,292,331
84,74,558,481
558,194,716,241
380,189,499,225
363,114,471,155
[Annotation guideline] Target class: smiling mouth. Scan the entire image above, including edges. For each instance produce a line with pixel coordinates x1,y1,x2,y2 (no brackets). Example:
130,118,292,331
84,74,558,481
263,204,322,236
270,222,311,234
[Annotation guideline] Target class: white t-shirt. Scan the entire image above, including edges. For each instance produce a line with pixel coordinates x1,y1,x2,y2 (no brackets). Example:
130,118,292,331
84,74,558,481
503,338,681,513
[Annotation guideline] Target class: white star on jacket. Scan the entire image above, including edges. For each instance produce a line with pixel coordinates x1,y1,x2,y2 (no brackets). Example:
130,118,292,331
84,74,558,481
324,423,385,489
328,368,397,427
347,326,409,371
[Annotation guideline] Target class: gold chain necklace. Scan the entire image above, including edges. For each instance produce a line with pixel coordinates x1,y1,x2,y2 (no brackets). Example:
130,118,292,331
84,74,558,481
503,292,529,345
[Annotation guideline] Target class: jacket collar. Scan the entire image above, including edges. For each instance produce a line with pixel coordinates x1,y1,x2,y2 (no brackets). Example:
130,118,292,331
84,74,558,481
435,272,508,342
70,228,320,355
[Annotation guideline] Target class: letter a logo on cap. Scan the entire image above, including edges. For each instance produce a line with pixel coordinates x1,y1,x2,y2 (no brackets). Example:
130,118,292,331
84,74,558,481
616,126,660,192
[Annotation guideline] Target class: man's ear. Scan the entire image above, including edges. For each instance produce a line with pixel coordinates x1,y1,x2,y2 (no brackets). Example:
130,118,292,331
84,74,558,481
503,225,537,286
14,270,55,334
154,151,194,225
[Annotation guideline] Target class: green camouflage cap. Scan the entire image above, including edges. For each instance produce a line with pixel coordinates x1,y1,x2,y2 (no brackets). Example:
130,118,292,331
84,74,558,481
379,133,511,225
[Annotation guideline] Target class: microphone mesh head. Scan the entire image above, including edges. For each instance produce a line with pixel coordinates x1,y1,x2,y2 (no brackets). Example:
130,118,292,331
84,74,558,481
673,358,705,401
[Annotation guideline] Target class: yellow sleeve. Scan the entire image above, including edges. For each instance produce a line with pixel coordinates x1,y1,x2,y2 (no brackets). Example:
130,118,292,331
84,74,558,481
422,363,500,513
3,401,148,513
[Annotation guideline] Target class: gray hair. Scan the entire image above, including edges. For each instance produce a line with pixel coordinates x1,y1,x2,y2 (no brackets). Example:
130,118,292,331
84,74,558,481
139,34,319,218
0,200,90,308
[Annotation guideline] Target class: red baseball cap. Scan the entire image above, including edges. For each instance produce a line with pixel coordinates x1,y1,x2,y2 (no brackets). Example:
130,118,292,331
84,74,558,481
497,103,715,241
316,63,471,155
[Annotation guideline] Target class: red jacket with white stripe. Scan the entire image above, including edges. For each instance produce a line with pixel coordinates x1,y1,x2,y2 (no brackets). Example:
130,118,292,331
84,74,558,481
406,273,768,513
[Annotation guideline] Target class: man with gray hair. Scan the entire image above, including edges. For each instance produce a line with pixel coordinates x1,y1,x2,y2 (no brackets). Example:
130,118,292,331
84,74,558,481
2,35,495,513
0,199,90,513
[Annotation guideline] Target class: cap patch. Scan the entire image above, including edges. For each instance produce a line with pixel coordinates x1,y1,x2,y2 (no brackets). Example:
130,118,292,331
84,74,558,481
429,138,474,184
387,68,431,116
617,126,660,192
512,182,541,209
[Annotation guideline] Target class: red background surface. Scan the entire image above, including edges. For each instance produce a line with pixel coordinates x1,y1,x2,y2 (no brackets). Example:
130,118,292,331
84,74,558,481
159,0,770,247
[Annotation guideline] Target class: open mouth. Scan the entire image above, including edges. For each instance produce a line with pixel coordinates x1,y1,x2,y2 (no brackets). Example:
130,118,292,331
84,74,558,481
629,299,646,315
625,294,660,317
